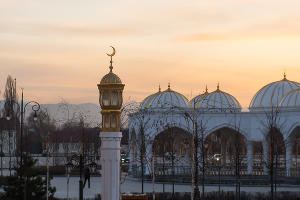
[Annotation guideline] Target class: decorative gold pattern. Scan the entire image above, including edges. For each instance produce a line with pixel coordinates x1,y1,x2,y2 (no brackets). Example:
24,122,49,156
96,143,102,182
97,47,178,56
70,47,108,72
279,88,300,107
140,86,189,109
100,72,122,84
191,86,241,110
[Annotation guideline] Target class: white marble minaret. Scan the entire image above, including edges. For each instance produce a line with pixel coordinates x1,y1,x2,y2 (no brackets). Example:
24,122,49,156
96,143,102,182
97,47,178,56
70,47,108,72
100,132,122,200
98,46,125,200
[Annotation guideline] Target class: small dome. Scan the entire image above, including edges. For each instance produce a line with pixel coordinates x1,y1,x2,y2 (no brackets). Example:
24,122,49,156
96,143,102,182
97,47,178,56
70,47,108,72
249,74,300,110
279,88,300,107
193,84,241,112
190,86,209,108
140,85,189,109
100,71,122,84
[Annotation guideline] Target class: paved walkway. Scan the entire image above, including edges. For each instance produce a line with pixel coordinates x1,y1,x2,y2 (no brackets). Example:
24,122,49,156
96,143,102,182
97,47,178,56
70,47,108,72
51,176,300,199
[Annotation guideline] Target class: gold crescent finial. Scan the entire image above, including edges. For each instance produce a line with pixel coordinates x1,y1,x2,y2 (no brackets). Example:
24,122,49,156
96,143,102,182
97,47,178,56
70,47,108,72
106,46,116,72
107,46,116,57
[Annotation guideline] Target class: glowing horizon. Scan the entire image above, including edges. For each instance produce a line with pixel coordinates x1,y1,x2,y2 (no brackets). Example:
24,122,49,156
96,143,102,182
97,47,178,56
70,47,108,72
1,1,300,107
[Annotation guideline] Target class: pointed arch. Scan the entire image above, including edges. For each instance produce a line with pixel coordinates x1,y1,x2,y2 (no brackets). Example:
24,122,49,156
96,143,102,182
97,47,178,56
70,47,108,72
205,123,249,140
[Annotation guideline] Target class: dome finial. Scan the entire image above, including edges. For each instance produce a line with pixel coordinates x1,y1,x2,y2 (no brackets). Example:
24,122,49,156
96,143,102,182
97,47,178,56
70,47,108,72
217,82,220,91
283,72,287,80
205,85,208,93
168,82,171,90
159,84,161,92
106,46,116,73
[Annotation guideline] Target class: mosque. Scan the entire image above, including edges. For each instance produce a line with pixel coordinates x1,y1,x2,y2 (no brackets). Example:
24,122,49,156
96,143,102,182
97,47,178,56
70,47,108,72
128,73,300,177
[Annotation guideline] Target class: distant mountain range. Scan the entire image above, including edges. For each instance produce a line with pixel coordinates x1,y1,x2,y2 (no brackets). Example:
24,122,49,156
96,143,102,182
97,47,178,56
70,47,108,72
41,103,101,127
0,101,101,127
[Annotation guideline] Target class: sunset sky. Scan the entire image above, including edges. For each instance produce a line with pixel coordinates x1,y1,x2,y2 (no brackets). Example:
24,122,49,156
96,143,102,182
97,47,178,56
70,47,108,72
1,0,300,108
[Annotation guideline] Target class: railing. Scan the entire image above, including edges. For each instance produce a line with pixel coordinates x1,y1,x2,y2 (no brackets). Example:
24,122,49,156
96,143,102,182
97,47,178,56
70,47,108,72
122,194,148,200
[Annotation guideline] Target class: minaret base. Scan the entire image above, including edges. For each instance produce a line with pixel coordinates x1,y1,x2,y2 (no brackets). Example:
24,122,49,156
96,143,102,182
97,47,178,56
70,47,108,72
100,132,122,200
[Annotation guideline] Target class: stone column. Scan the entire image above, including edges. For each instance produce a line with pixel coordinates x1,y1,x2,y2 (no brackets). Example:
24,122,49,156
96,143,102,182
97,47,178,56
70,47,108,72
286,139,292,176
246,141,253,175
145,144,152,175
262,140,268,175
100,132,122,200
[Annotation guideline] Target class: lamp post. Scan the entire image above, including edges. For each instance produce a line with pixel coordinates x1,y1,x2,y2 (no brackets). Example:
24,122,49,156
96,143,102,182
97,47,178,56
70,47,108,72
215,156,221,197
5,89,40,200
5,90,40,165
202,143,208,197
45,135,49,200
66,150,97,200
65,161,73,200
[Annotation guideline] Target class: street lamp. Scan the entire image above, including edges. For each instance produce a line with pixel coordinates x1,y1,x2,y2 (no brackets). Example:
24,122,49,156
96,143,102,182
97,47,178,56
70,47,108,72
6,115,11,121
215,155,221,197
89,161,97,173
5,89,40,200
5,90,40,164
67,150,98,200
65,161,73,200
202,142,208,196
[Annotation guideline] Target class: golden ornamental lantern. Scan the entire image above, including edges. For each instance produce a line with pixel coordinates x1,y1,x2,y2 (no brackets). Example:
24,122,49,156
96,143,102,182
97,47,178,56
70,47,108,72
98,46,125,132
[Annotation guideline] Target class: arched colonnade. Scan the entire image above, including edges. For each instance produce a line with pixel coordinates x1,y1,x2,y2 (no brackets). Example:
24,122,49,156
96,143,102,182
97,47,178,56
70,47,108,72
129,118,300,177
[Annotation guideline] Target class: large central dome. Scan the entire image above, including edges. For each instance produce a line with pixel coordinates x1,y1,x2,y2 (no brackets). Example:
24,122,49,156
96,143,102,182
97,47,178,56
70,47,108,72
140,85,189,109
249,74,300,110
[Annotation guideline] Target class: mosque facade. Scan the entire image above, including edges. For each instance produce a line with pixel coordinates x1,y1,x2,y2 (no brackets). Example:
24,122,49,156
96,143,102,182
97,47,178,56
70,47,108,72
128,73,300,177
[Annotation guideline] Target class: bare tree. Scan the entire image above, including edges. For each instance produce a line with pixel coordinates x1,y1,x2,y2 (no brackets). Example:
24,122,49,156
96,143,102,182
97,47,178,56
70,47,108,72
184,111,208,200
131,108,154,194
260,106,286,200
231,116,244,200
0,117,4,176
3,75,18,176
26,108,56,154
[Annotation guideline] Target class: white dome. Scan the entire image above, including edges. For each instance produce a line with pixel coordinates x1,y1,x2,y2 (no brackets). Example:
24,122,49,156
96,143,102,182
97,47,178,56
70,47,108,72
249,74,300,110
140,85,189,109
190,87,209,108
279,88,300,107
192,85,241,112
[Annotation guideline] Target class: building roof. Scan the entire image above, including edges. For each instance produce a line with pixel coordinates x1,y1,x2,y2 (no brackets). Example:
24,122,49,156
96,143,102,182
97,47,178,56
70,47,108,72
48,127,100,143
279,88,300,107
140,84,189,109
249,73,300,110
191,84,241,111
100,71,122,84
